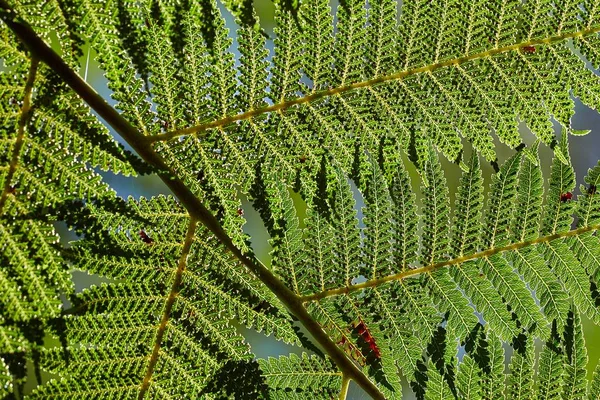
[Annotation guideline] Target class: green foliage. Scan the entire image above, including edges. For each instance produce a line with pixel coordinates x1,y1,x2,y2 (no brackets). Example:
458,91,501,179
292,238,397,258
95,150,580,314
3,0,600,399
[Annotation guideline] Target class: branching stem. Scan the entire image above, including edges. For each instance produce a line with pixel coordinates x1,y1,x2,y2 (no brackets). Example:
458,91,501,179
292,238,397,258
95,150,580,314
147,25,600,143
139,218,198,399
301,222,600,302
0,4,384,398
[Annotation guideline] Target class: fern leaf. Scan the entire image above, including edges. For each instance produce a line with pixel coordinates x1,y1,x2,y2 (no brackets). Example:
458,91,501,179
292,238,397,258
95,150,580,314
451,152,484,257
302,206,336,293
0,356,12,398
420,145,477,339
424,359,454,400
366,0,397,78
299,0,333,93
511,143,544,242
179,5,211,126
590,362,600,400
450,153,518,340
146,16,184,130
76,196,298,345
510,246,569,328
362,159,394,279
570,161,600,284
485,152,521,248
329,165,361,286
392,279,440,349
561,307,588,400
421,144,450,264
28,376,142,399
238,16,269,111
271,5,302,103
507,335,535,400
362,287,422,385
333,0,366,86
542,239,599,323
268,181,304,294
77,0,157,136
479,329,505,400
536,321,564,400
389,150,419,271
258,353,341,395
543,134,576,235
457,355,483,400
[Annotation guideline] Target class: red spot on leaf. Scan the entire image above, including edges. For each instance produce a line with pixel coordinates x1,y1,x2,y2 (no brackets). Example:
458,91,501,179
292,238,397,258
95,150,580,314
139,230,154,244
560,192,573,202
522,45,536,54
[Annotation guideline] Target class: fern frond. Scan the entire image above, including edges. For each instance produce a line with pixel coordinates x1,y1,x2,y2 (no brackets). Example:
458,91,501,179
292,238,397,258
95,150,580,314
362,159,394,279
146,16,184,130
302,206,336,293
590,362,600,400
480,329,505,400
299,0,333,94
361,286,423,386
389,149,419,271
561,307,588,400
421,145,477,339
329,165,361,287
35,206,290,399
268,180,304,294
570,161,600,287
424,359,454,400
10,0,81,65
75,0,157,136
450,153,518,340
536,321,564,400
271,5,302,103
258,353,342,396
506,335,535,400
456,355,483,400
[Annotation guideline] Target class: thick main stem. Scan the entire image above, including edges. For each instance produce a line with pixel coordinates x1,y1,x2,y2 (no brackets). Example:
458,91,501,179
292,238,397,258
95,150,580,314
0,4,384,398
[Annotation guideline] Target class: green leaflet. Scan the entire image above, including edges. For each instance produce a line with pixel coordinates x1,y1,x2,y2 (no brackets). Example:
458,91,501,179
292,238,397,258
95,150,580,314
536,321,564,400
362,159,394,279
259,353,341,397
456,356,482,400
506,334,535,400
590,362,600,400
561,307,588,400
420,144,477,340
424,359,454,400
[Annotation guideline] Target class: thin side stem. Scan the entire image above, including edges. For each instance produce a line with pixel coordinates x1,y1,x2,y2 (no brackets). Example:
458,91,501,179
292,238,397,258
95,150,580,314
339,375,351,400
0,58,39,213
301,222,600,302
138,218,198,399
0,5,384,398
147,25,600,143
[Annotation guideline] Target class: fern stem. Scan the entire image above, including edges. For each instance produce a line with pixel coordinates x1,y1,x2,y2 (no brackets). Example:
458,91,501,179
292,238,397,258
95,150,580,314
138,218,198,399
147,25,600,143
0,57,38,213
339,375,351,400
0,5,386,398
301,222,600,302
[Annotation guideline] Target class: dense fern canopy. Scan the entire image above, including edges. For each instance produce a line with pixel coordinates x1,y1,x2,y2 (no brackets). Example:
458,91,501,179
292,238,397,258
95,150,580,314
2,0,600,398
